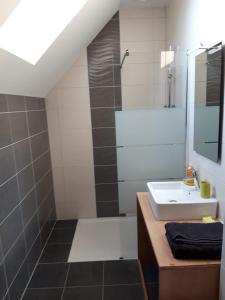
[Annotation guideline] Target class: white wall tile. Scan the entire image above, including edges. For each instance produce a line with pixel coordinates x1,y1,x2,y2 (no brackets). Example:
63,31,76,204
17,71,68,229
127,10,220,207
58,65,89,88
120,19,153,42
121,63,153,85
61,128,94,167
46,49,96,219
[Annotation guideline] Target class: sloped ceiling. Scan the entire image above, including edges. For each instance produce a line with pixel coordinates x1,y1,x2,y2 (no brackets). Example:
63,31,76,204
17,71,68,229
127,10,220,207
120,0,170,7
0,0,120,97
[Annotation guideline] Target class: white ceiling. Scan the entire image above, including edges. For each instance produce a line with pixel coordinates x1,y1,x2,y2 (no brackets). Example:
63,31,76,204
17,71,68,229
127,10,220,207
120,0,170,8
0,0,120,97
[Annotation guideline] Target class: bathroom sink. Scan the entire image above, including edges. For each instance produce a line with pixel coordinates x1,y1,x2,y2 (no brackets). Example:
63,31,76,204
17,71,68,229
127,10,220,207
147,181,217,221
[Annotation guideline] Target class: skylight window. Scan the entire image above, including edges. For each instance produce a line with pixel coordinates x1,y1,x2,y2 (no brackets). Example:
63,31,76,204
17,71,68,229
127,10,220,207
0,0,88,65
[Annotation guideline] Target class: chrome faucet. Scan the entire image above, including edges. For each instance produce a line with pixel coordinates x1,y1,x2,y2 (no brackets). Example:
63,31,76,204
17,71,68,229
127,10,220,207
192,170,200,189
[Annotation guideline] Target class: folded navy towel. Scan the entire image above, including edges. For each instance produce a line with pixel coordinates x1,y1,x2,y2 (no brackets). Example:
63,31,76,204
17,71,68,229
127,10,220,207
165,222,223,259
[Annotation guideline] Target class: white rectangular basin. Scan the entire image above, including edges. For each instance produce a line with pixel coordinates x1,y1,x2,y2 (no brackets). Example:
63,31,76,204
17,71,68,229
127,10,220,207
147,181,218,221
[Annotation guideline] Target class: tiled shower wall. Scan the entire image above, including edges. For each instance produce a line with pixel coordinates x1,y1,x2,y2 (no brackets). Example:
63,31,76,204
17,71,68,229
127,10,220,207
0,94,56,299
87,12,122,217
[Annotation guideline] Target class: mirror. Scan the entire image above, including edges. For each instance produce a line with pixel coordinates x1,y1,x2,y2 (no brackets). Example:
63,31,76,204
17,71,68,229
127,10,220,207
194,43,224,162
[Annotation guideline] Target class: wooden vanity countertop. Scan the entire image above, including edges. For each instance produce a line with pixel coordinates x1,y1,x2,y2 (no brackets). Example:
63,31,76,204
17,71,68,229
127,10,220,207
137,192,221,270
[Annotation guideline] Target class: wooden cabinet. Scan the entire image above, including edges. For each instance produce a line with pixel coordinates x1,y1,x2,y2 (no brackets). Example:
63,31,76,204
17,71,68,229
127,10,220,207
137,192,221,300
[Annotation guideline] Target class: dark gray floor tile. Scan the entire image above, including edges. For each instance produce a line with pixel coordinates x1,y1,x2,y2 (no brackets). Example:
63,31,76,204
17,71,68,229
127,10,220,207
31,132,49,160
92,128,116,147
21,190,37,226
146,283,159,300
14,139,31,172
0,94,8,112
95,183,118,202
95,165,117,184
40,244,71,263
0,146,16,185
25,97,46,111
10,112,28,142
27,111,47,136
8,262,29,300
96,201,119,218
63,286,102,300
143,264,159,284
4,234,27,286
104,284,145,300
0,206,23,255
55,220,78,229
23,288,63,300
91,108,115,128
7,95,25,111
18,165,34,199
89,87,115,108
104,260,141,285
28,263,69,288
0,114,12,148
48,228,75,244
66,262,103,287
0,177,20,223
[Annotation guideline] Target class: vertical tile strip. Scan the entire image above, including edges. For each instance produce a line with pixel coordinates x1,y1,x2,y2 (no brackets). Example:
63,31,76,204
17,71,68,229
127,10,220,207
87,12,122,217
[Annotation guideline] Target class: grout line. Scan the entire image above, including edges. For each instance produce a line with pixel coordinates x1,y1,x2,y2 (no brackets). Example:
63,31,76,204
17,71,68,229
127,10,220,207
0,169,51,227
19,214,57,300
3,208,56,300
0,109,46,115
60,264,71,300
0,129,48,152
25,282,142,289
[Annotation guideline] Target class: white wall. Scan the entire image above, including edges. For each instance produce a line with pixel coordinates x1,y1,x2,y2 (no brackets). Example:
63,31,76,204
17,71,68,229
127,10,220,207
120,7,167,109
46,49,96,219
166,0,225,297
0,0,120,97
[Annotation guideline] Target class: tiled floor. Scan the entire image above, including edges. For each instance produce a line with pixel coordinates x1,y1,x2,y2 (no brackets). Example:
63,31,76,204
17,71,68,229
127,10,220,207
22,220,158,300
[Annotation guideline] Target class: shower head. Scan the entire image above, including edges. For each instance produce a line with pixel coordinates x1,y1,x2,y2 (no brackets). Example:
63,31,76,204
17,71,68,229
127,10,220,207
125,49,130,56
120,49,130,69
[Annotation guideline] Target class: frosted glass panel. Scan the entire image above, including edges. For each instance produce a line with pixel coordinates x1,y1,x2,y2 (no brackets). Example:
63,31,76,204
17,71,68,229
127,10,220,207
118,181,148,214
116,108,186,146
117,144,185,181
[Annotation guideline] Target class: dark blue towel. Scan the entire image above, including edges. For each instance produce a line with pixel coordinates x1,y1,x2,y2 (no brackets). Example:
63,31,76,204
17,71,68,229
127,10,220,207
165,222,223,259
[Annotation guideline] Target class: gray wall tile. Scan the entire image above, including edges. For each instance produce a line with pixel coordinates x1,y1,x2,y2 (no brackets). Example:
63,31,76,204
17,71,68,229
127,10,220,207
24,214,40,249
96,201,119,217
0,94,55,297
21,190,37,226
0,206,23,256
18,165,34,199
92,128,116,147
36,172,53,206
31,132,49,160
14,139,31,172
33,152,51,183
25,97,45,111
0,95,8,112
91,108,115,128
0,114,12,148
89,87,115,108
10,112,28,142
0,146,16,185
95,166,118,184
88,12,121,217
0,177,20,223
4,234,27,286
7,95,25,112
94,147,117,165
27,111,47,136
95,183,118,202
